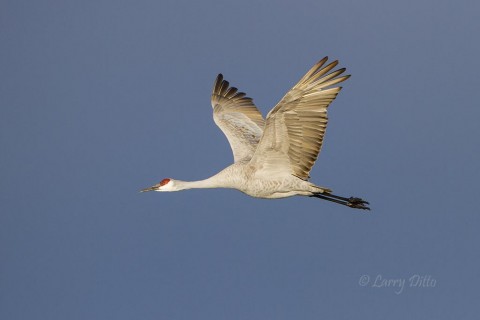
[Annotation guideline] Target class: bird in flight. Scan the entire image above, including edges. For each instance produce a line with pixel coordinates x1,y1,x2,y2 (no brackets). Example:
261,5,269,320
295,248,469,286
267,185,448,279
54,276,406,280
141,57,369,210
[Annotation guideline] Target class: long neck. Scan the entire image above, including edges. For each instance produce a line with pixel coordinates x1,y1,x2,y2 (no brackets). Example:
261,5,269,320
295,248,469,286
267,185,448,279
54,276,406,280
173,165,240,191
174,176,225,191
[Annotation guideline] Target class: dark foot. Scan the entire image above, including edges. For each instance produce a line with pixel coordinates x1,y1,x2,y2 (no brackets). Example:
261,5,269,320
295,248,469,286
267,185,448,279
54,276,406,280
346,197,370,210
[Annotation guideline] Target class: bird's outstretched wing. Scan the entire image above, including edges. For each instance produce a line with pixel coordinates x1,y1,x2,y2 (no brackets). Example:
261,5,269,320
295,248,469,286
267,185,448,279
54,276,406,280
211,74,265,162
249,57,350,180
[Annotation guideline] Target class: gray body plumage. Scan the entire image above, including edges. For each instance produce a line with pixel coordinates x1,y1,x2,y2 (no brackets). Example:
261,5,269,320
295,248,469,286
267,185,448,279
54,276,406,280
197,161,323,199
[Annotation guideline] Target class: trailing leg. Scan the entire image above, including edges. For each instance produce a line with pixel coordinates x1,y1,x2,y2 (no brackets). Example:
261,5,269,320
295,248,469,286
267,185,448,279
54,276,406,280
310,192,370,210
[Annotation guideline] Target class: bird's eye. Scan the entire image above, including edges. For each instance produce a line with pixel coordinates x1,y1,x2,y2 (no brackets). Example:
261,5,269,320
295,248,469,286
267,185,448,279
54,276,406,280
160,178,171,186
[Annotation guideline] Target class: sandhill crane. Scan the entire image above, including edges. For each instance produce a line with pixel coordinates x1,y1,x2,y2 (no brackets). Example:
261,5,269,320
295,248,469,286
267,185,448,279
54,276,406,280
141,57,369,210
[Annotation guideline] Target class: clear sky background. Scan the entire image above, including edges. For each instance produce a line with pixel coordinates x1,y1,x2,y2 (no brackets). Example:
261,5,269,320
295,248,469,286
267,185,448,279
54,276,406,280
1,0,480,319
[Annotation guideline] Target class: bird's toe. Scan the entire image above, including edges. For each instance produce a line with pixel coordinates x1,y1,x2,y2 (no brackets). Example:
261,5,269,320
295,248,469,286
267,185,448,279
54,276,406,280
347,197,370,210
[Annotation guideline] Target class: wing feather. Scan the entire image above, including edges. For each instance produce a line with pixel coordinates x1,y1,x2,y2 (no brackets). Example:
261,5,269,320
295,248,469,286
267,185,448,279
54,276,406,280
250,57,350,180
211,74,265,162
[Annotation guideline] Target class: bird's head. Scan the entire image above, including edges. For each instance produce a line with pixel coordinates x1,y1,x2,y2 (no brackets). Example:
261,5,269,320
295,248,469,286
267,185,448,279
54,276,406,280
140,178,176,192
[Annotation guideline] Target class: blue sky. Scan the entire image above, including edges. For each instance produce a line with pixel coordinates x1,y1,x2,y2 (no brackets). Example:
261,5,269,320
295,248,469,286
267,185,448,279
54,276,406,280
1,0,480,319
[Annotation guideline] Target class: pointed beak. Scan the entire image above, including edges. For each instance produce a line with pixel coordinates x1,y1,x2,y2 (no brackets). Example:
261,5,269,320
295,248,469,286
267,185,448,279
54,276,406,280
140,186,157,193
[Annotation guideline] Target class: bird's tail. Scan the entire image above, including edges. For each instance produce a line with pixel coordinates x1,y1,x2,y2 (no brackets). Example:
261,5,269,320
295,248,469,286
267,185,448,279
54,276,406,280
311,185,332,194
